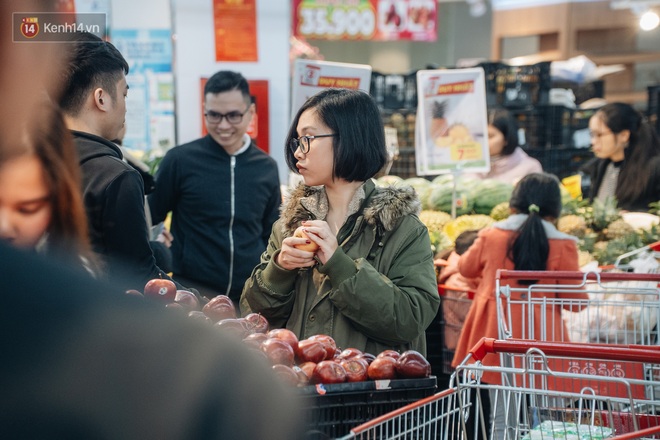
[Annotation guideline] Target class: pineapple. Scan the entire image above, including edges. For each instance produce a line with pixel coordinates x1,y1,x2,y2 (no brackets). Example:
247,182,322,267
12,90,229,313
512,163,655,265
557,214,588,238
419,210,453,253
490,201,510,221
430,100,448,140
589,196,621,231
604,219,635,240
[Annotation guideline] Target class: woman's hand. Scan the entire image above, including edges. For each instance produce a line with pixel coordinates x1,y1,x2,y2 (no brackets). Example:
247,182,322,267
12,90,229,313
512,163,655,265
277,233,318,270
299,220,337,265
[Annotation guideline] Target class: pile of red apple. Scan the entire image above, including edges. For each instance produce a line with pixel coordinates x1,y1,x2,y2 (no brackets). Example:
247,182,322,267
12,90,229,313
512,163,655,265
131,280,432,387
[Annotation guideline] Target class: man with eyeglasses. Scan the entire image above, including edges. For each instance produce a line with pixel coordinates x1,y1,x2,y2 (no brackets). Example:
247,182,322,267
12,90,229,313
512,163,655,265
149,71,281,304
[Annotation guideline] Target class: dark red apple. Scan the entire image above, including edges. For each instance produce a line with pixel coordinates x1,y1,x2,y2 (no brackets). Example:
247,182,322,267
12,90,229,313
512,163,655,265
244,312,269,334
125,289,144,297
396,350,432,378
164,302,184,310
368,356,398,380
308,334,337,360
267,328,299,353
336,347,364,360
293,365,310,386
340,357,369,382
187,310,213,324
143,278,177,302
298,361,317,382
174,289,200,311
242,332,269,348
377,349,401,360
260,338,295,367
296,338,327,364
312,360,347,384
272,364,300,387
214,318,250,339
202,295,237,322
356,352,376,365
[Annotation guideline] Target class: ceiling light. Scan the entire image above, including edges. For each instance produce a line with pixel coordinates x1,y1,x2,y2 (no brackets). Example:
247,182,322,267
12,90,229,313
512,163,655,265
639,9,660,30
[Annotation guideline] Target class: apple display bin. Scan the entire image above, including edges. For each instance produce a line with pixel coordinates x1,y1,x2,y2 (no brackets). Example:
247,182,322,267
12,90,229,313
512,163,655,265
298,376,437,438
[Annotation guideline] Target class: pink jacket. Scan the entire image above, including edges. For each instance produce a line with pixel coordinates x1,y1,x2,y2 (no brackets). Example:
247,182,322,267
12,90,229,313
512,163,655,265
471,147,543,185
451,217,587,385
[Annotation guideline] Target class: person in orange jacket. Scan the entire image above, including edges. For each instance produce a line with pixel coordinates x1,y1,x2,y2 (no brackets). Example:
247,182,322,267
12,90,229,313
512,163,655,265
451,173,588,440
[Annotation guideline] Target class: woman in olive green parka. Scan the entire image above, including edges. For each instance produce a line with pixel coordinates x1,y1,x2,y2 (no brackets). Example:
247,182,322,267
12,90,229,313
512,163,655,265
240,89,439,356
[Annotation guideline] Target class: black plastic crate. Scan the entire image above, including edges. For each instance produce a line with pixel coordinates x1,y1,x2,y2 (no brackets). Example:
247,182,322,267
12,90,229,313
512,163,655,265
299,377,437,438
526,147,594,180
511,105,575,149
389,147,417,179
552,79,605,105
649,85,660,135
496,61,552,108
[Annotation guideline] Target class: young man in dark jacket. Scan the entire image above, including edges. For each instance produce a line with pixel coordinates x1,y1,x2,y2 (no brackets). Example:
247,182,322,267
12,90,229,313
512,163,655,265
148,71,281,303
59,32,178,291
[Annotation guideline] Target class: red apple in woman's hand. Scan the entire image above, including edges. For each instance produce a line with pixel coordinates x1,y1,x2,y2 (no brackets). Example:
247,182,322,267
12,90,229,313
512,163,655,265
368,356,398,380
293,226,319,252
202,295,236,322
312,360,347,384
395,350,431,378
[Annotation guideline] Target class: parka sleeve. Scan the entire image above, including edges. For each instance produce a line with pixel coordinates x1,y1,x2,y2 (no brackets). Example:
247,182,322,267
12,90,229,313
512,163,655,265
321,217,440,346
240,222,299,327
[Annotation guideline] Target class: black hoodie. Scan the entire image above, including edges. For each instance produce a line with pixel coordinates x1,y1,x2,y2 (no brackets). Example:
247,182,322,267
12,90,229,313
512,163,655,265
73,131,174,290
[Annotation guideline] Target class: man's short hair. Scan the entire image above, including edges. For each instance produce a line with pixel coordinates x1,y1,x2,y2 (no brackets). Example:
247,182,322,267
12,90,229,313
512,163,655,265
204,70,251,103
59,32,129,115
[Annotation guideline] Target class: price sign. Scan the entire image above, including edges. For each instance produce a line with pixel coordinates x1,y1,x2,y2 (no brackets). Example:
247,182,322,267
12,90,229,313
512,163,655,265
450,143,483,162
295,2,376,40
292,0,437,41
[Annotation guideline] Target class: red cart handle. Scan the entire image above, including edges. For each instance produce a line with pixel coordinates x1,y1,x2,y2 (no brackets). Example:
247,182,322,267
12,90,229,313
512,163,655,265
495,269,660,283
469,338,660,364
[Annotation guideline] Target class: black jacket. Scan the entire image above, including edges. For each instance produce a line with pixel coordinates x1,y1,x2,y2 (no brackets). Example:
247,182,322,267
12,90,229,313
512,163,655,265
148,135,281,302
74,131,174,289
581,155,660,212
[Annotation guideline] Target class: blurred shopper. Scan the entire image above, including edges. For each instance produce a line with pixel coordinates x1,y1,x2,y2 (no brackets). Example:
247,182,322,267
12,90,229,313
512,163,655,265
59,31,178,289
0,4,304,437
582,102,660,211
241,88,439,355
149,71,281,302
0,104,99,273
470,108,542,185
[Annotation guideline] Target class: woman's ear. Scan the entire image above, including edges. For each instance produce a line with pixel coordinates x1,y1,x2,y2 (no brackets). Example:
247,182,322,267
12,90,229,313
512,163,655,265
618,129,631,146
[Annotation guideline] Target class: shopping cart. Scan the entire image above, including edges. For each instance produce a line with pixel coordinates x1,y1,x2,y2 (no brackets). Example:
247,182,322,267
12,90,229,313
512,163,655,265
340,338,660,439
496,270,660,346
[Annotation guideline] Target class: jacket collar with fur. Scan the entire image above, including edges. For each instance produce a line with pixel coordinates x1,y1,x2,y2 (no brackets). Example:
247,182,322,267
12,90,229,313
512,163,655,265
280,180,421,238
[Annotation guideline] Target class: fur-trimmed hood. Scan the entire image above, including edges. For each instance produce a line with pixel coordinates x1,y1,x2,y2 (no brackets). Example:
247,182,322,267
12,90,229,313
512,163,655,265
280,180,421,238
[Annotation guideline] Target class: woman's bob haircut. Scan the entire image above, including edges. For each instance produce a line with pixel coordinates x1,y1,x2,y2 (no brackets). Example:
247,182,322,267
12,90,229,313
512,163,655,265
285,88,388,182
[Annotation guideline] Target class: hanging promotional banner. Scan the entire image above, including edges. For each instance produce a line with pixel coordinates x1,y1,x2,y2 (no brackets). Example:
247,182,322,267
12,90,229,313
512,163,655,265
213,0,258,62
415,68,489,176
291,58,372,122
292,0,436,42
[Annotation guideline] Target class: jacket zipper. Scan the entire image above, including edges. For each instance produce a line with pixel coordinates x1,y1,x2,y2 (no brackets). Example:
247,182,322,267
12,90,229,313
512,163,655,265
226,155,236,296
